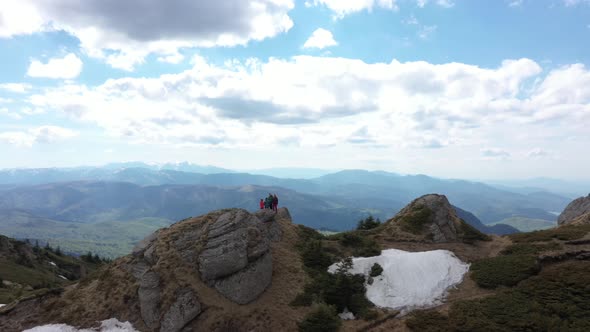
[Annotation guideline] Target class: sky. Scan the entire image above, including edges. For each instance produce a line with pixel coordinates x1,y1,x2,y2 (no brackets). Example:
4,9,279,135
0,0,589,180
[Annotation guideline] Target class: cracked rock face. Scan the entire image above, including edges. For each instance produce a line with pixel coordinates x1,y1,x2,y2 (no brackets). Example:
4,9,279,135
198,210,273,303
558,194,590,226
128,208,281,331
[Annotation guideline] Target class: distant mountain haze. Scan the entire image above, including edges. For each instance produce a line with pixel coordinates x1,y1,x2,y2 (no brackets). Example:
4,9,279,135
0,166,570,225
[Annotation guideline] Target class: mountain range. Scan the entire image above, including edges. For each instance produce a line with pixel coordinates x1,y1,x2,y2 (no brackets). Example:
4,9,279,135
0,164,574,257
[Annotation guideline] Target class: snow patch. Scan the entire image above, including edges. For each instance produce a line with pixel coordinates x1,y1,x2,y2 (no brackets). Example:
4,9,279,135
23,318,138,332
0,304,5,308
328,249,469,313
338,308,355,320
48,261,57,267
58,275,68,280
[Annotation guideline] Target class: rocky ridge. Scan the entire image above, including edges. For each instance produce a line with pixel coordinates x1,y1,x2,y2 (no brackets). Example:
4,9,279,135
0,207,302,332
558,194,590,226
380,194,488,243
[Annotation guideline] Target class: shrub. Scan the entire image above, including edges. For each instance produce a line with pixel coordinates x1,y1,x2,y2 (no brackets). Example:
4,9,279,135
369,263,383,277
470,255,540,289
301,240,334,273
324,272,368,314
293,257,374,318
298,303,342,332
357,216,382,231
330,232,382,258
353,240,381,258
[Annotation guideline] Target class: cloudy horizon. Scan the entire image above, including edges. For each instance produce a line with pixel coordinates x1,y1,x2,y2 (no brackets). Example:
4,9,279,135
1,0,589,180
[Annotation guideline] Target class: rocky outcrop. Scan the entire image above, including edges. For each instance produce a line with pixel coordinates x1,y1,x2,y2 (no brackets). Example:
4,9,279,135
197,209,273,304
126,208,289,331
558,194,590,226
160,289,201,332
385,194,488,243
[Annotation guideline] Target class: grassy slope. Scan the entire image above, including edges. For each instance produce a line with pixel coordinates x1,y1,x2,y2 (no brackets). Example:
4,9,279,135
0,213,170,258
490,216,556,232
0,246,101,303
405,224,590,331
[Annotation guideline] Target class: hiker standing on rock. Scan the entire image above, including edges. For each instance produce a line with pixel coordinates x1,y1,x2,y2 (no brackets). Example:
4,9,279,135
259,198,264,210
272,194,279,212
265,193,273,209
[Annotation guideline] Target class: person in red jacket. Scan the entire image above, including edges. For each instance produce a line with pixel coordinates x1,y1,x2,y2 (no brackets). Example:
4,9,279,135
259,198,264,210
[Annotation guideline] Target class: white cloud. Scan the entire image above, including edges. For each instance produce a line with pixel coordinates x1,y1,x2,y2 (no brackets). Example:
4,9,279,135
0,0,294,70
0,126,78,147
564,0,590,6
526,148,551,159
404,15,420,25
481,148,511,159
416,0,454,8
27,53,83,79
418,25,437,39
303,28,338,49
157,52,185,64
509,0,524,7
27,55,585,155
0,83,32,93
310,0,398,18
14,55,590,177
0,107,22,120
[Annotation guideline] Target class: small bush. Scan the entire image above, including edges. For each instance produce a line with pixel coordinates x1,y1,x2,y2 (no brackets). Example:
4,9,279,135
330,231,382,258
292,257,374,318
369,263,383,277
357,216,382,231
471,255,540,289
301,240,334,273
338,233,364,247
298,303,342,332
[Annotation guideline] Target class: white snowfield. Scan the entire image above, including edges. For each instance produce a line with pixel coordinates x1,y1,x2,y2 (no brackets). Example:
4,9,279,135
24,319,138,332
328,249,470,312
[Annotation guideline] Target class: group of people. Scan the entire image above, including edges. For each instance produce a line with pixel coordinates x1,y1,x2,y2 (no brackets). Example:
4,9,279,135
260,193,279,212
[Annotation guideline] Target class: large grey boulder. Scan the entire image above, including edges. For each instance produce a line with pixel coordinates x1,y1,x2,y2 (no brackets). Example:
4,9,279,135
198,210,270,282
213,252,273,304
558,194,590,225
126,208,276,332
160,289,201,332
198,209,273,303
